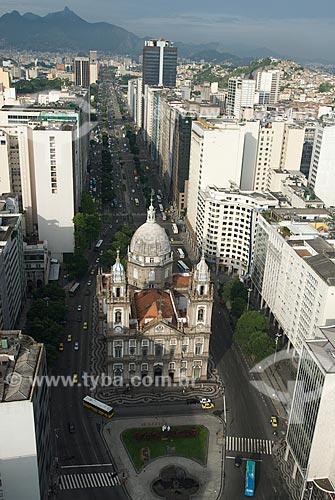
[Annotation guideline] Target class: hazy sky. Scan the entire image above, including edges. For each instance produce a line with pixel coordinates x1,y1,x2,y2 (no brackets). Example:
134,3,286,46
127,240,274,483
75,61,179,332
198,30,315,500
1,0,335,61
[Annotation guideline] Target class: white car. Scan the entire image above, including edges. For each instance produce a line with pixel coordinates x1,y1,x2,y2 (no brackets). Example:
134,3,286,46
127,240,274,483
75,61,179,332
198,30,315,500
77,305,82,312
199,397,212,404
74,342,79,351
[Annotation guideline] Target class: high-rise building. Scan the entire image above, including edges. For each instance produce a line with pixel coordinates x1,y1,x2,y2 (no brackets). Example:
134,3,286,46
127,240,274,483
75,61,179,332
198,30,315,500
0,213,25,329
187,185,278,275
255,69,281,104
96,203,213,383
142,40,177,89
308,122,335,208
74,56,90,88
0,330,52,500
300,124,316,179
226,77,256,119
128,78,143,129
89,50,99,84
286,326,335,499
251,208,335,354
241,121,304,191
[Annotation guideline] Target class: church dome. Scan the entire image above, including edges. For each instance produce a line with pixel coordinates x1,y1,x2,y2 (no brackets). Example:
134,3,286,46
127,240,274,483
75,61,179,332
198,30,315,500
129,203,171,258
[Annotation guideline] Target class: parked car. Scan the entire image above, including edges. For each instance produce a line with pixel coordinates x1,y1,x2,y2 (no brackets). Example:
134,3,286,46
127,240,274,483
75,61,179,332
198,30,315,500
199,397,212,404
201,402,214,410
234,456,242,467
58,342,64,351
67,334,72,342
270,416,278,428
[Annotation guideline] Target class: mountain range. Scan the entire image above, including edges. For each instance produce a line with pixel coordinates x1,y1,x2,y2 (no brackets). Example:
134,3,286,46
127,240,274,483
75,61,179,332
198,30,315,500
0,7,275,64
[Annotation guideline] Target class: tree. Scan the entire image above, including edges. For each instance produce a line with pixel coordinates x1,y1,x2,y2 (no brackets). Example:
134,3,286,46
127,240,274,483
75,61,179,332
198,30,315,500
65,253,89,279
247,331,275,362
220,278,240,302
231,280,248,301
81,191,96,214
234,310,268,348
319,82,332,93
231,297,247,319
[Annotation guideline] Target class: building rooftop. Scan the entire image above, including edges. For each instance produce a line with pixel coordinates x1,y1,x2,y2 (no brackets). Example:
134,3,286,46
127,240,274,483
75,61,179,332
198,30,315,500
0,331,44,402
133,289,175,327
0,215,20,244
307,326,335,374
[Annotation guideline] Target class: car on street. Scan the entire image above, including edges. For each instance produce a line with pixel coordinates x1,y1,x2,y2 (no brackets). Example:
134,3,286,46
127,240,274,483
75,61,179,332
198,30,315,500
199,397,212,404
83,322,88,330
74,342,79,351
72,374,79,384
201,402,215,410
58,342,64,351
87,280,92,286
68,422,76,433
77,305,82,311
90,269,95,275
67,334,72,342
270,416,278,427
234,456,242,467
96,258,100,264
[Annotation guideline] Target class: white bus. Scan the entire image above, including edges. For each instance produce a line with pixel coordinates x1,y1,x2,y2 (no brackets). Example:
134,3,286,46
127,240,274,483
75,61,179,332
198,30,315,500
95,239,103,250
177,248,185,259
83,396,114,418
161,212,167,221
158,203,164,213
69,282,80,297
177,260,189,272
172,223,179,234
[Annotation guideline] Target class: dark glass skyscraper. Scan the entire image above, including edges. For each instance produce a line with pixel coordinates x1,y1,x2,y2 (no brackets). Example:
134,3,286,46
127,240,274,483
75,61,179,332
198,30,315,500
142,40,177,89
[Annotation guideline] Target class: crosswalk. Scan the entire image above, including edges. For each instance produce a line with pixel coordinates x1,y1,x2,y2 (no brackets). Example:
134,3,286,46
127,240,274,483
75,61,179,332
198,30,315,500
59,472,121,490
226,436,273,455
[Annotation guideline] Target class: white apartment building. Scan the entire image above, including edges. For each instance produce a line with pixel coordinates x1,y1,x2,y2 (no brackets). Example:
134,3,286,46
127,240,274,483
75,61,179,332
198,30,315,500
0,331,51,500
255,69,281,104
226,77,256,120
308,122,335,208
23,240,50,290
252,209,335,354
286,326,335,500
188,185,278,275
241,121,304,191
32,124,77,260
0,214,25,329
186,118,246,240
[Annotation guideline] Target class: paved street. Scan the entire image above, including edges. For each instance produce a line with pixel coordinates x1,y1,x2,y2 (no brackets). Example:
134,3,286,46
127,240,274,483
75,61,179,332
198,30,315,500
47,76,290,500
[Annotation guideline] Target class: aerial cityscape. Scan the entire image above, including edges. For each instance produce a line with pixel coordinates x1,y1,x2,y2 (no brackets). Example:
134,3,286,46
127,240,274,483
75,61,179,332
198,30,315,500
0,3,335,500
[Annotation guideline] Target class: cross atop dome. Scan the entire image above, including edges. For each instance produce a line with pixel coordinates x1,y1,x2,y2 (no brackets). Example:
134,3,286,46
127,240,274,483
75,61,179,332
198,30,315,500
147,198,156,223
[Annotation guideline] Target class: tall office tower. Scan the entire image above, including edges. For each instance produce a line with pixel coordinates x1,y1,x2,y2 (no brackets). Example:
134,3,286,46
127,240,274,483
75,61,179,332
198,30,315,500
255,69,281,104
226,77,256,120
128,78,143,129
142,39,177,89
300,124,316,179
89,50,99,84
172,108,196,214
186,119,245,252
308,122,335,207
0,330,52,500
74,56,90,88
251,209,335,355
241,121,304,191
0,213,25,329
189,186,277,275
286,326,335,499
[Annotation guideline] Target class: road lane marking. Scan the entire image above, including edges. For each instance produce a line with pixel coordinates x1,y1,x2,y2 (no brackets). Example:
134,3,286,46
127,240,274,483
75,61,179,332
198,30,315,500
226,436,274,455
59,472,121,490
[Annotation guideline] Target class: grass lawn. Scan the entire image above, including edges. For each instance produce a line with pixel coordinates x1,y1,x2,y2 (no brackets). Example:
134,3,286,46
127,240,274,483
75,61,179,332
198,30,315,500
121,425,208,471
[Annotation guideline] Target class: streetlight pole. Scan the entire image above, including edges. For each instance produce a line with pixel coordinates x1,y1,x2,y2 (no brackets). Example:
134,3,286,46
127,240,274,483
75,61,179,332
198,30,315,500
273,332,282,367
247,288,252,311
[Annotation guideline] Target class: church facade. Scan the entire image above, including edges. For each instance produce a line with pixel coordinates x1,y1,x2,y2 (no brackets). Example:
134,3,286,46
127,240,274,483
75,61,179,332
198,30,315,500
96,203,213,385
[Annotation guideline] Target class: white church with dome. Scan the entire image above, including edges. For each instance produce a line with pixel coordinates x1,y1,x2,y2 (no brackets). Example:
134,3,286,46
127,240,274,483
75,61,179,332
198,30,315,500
96,202,214,384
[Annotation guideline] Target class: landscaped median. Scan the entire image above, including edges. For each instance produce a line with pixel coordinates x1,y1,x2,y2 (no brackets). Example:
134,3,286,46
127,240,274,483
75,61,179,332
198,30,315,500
121,425,208,472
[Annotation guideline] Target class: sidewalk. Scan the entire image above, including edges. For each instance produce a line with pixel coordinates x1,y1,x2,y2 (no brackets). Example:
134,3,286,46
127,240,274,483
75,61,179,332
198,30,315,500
102,414,224,500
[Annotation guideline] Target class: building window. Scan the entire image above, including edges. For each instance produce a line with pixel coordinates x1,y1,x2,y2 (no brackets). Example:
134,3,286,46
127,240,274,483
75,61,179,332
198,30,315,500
155,342,163,357
170,338,177,345
129,363,135,372
195,343,203,356
129,339,136,356
197,308,204,321
116,287,120,297
200,285,204,295
141,363,148,372
113,341,123,358
169,362,175,371
115,311,122,323
149,270,155,281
